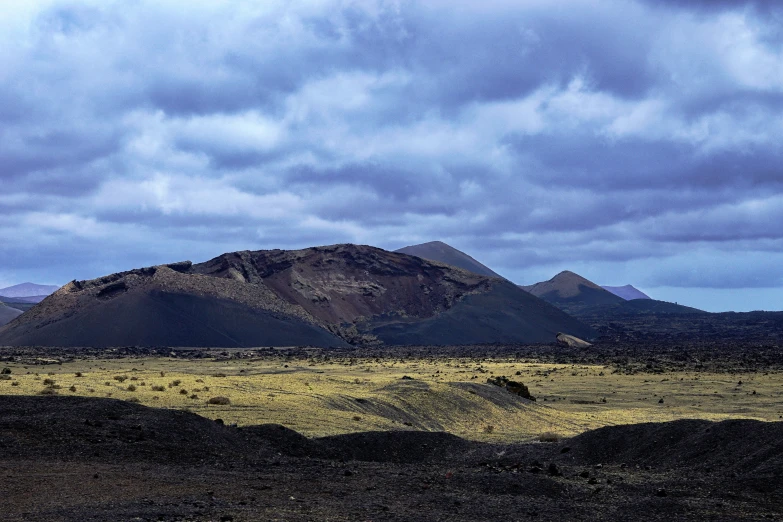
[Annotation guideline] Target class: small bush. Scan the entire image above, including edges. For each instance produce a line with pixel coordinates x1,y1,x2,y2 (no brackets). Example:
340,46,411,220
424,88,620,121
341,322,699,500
151,385,165,392
130,376,138,381
0,374,11,381
1,367,11,375
179,388,188,395
352,415,362,421
113,375,127,383
12,381,20,386
207,396,231,405
189,394,199,400
69,385,77,392
43,378,56,386
483,425,495,434
169,380,182,388
75,372,83,377
39,388,58,395
127,384,137,392
539,432,560,443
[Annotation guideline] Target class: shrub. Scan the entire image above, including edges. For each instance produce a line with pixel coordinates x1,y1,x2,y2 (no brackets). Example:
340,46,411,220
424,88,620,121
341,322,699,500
75,372,83,377
179,388,188,395
69,385,77,392
126,384,137,392
12,381,20,386
189,394,199,400
539,432,560,443
169,380,182,388
0,375,11,381
207,396,231,405
113,375,128,383
39,388,58,395
483,425,495,434
1,367,11,375
151,385,165,392
43,378,56,386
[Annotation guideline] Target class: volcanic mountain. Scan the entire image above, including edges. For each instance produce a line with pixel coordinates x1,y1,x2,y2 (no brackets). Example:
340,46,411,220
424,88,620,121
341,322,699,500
394,241,504,279
601,284,651,300
521,271,625,313
522,271,704,317
0,244,593,348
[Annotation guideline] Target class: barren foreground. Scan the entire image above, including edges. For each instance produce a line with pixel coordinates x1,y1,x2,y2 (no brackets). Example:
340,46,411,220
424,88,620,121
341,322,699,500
1,344,781,520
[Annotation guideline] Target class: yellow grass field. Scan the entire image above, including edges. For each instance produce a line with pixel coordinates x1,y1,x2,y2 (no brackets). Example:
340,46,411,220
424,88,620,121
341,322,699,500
1,356,781,442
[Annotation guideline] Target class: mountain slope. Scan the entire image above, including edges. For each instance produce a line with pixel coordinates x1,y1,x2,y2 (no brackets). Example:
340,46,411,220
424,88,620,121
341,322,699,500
0,244,593,348
0,283,59,298
0,302,23,327
601,285,651,300
394,241,503,279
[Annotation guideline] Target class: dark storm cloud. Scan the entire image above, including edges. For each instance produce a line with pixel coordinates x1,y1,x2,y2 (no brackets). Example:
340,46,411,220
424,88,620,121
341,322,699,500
1,0,782,310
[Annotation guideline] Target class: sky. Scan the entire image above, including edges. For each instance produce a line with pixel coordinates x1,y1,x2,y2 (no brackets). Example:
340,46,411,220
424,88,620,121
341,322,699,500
0,0,781,312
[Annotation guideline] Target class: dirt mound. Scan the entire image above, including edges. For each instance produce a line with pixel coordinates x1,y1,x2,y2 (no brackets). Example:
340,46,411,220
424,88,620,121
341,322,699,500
394,240,504,279
1,244,593,347
565,418,783,475
0,395,274,465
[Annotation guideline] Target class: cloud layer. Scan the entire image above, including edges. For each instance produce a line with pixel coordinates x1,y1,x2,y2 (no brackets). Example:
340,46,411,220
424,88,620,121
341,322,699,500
1,0,781,311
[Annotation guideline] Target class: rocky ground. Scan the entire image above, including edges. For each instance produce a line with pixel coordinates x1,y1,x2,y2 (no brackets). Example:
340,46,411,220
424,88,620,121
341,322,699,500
1,395,781,521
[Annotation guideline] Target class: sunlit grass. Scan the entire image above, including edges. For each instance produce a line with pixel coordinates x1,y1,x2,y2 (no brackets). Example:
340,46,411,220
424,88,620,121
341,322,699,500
1,356,780,442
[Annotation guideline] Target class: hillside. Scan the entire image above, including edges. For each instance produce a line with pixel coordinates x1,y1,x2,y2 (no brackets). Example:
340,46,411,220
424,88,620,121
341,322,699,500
522,271,625,313
0,302,23,327
522,270,706,328
601,284,651,300
0,244,593,348
394,241,504,279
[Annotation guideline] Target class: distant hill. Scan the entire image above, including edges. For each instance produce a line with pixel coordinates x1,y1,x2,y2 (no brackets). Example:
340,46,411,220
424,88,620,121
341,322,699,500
522,270,704,317
394,241,503,279
521,271,625,313
0,302,22,327
0,283,59,299
0,244,593,348
601,285,651,300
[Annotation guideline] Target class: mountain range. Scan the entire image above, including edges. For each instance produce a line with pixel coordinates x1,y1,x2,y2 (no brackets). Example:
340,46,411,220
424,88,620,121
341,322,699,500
0,244,592,348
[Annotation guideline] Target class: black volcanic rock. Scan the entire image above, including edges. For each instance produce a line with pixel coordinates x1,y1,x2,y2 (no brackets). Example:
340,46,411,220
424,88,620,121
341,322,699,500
0,244,593,348
395,241,504,279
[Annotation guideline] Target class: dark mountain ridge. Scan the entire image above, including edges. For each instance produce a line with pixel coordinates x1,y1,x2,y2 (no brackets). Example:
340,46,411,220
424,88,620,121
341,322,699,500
0,244,593,348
